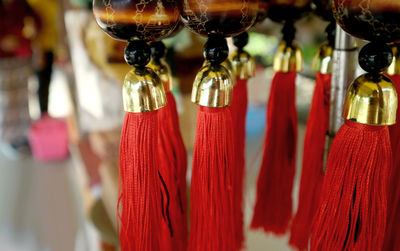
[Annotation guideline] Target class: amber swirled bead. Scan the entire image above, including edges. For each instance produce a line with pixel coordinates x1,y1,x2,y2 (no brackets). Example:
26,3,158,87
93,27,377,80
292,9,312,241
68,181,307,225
93,0,180,41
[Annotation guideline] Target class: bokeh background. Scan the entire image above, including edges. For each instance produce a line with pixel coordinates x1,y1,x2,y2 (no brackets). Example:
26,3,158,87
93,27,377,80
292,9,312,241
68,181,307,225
0,0,350,250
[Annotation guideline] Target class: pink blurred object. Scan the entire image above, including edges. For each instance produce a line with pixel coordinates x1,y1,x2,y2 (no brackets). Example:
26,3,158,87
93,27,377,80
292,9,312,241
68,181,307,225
28,115,69,161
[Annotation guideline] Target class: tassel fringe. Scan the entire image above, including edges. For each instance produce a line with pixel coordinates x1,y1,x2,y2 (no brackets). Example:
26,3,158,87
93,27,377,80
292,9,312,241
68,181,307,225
230,79,248,249
251,71,297,234
157,92,188,251
289,73,331,250
189,106,235,251
383,74,400,250
311,121,391,251
118,111,162,251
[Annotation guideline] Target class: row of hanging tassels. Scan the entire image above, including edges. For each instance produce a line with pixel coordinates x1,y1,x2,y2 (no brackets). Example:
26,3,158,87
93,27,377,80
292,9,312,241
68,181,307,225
116,27,400,251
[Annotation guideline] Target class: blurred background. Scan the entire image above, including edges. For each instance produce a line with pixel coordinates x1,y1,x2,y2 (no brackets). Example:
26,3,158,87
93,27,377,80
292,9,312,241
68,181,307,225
0,0,337,250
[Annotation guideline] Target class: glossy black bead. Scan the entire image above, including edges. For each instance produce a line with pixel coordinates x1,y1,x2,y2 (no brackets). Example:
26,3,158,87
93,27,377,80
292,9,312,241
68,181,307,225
233,32,249,50
325,21,336,46
359,42,393,73
150,41,166,61
282,20,296,45
124,40,151,68
204,34,229,65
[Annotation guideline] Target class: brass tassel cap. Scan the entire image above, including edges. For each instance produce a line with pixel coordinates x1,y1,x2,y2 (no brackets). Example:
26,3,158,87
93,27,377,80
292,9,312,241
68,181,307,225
273,41,303,73
311,42,333,74
203,59,236,86
148,59,173,92
191,64,233,107
387,43,400,76
342,73,398,126
123,67,167,113
230,50,255,80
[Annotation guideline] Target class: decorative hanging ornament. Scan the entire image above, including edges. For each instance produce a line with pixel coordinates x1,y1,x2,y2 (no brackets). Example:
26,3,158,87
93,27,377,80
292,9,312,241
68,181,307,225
251,18,304,234
383,42,400,251
311,1,399,249
289,2,335,249
267,0,311,23
180,0,258,250
148,40,188,251
92,1,180,250
229,31,255,249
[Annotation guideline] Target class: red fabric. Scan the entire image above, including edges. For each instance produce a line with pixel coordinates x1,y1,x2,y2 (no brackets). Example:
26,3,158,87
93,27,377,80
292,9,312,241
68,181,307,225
188,106,235,251
251,71,297,234
230,79,248,250
311,121,391,251
383,74,400,250
290,73,331,250
0,0,40,58
157,92,188,251
118,111,162,251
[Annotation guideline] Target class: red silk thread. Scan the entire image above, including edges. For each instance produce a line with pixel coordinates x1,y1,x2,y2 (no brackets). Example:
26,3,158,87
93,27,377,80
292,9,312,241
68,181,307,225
311,121,391,251
251,71,298,234
188,106,235,251
289,72,331,250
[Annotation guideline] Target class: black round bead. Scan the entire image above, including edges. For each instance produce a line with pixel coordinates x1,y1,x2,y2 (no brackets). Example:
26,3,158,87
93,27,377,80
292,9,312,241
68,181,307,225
150,41,166,61
233,32,249,50
359,42,393,73
282,20,296,45
325,21,336,47
124,40,151,68
204,34,229,65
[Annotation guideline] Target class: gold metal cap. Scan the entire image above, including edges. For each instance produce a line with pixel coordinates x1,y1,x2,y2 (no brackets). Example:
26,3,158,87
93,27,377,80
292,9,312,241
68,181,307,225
311,42,333,74
221,59,237,86
387,43,400,76
343,73,398,126
148,58,173,92
123,67,167,113
203,59,236,86
230,50,256,80
191,65,233,107
273,41,303,73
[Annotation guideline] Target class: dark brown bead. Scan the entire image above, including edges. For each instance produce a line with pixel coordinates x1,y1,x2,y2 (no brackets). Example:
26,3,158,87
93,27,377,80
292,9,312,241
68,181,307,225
267,0,312,22
93,0,180,42
333,0,400,43
254,0,269,25
180,0,258,37
313,0,333,21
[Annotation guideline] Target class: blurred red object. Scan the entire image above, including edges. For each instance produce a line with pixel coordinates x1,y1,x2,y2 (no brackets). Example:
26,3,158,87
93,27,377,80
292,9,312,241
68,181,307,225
28,114,69,161
0,0,40,58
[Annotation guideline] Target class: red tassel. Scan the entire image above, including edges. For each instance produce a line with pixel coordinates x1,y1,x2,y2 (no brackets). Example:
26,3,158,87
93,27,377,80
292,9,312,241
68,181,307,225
230,79,248,249
311,120,391,251
188,106,235,251
251,71,297,234
383,74,400,251
157,92,188,251
118,111,162,251
289,72,331,250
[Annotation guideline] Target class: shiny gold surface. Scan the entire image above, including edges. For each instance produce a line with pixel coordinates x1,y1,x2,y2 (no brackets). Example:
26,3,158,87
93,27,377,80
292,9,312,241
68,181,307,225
191,65,233,107
311,42,333,74
388,43,400,76
343,73,398,125
230,50,255,79
273,41,303,73
203,59,236,86
123,67,167,113
221,59,236,86
148,59,173,92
